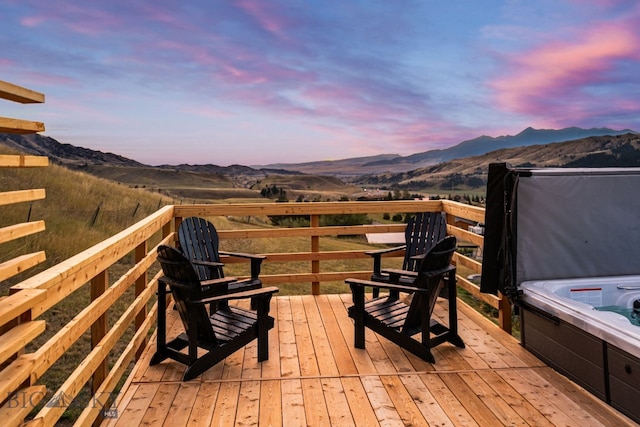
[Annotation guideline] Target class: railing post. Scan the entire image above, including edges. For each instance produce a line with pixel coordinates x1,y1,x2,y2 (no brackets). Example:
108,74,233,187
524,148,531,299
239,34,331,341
172,216,181,242
90,269,108,425
310,214,320,295
498,293,512,334
444,210,456,229
135,241,147,359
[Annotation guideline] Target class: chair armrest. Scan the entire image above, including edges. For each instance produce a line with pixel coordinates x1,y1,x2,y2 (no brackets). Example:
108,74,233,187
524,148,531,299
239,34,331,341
345,278,425,294
159,276,239,294
200,277,239,287
426,265,456,278
219,251,266,280
381,268,417,277
364,245,405,256
158,276,196,290
219,251,266,260
383,265,455,279
364,245,406,276
192,286,279,305
191,259,225,268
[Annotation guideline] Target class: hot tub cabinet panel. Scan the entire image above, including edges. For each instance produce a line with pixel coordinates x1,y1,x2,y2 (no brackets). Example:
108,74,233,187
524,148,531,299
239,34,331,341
520,305,607,400
520,304,640,424
608,345,640,422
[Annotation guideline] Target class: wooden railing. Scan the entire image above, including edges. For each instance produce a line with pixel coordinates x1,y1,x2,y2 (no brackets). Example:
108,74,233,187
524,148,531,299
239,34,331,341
0,80,49,425
1,193,505,426
0,80,48,283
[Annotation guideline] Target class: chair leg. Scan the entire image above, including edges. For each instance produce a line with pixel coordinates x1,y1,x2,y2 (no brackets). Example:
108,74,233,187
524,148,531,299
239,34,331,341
255,295,272,362
446,270,465,348
151,281,168,365
350,284,366,349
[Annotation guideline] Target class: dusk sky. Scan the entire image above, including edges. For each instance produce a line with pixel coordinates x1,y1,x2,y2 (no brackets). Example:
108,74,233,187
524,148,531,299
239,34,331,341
2,1,639,166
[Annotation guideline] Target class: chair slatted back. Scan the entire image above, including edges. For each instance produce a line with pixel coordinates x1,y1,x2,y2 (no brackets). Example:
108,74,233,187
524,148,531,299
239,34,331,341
178,217,224,281
157,245,218,344
404,212,447,272
403,236,457,331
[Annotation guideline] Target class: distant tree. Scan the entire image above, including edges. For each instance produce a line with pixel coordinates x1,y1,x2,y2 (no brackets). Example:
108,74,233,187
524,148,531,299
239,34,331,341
321,213,372,227
277,188,288,202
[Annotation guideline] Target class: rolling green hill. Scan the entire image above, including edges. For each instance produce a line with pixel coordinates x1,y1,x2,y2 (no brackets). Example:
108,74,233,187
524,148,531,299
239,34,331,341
0,147,171,288
353,132,640,191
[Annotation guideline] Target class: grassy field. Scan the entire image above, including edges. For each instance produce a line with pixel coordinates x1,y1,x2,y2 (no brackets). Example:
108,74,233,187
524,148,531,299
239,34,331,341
1,157,172,422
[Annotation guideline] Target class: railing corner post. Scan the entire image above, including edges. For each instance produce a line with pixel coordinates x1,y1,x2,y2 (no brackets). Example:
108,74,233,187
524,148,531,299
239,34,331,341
498,293,512,334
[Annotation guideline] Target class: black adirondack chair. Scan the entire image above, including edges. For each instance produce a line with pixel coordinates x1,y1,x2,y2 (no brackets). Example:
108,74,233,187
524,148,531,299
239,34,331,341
347,236,464,363
151,245,278,381
367,211,447,297
178,216,265,294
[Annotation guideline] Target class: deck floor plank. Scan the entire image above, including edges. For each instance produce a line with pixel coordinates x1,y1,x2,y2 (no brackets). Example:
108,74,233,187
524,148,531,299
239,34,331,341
534,366,632,427
458,371,529,426
315,295,358,375
497,368,584,426
477,369,553,427
398,373,453,426
187,381,221,426
340,376,379,426
320,377,355,427
301,378,330,426
421,373,480,427
163,382,200,427
381,374,428,426
302,294,340,376
139,382,179,426
258,380,282,426
235,380,261,426
113,383,159,427
290,296,320,377
440,372,504,426
281,379,306,426
106,295,638,426
361,375,405,426
210,381,241,426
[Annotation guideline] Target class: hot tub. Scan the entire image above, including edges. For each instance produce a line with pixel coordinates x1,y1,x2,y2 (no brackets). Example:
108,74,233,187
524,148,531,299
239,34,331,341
519,275,640,423
520,275,640,358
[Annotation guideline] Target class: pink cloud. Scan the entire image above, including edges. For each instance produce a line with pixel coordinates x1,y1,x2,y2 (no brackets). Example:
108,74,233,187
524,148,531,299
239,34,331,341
19,3,124,35
20,15,47,27
235,0,294,42
492,21,640,118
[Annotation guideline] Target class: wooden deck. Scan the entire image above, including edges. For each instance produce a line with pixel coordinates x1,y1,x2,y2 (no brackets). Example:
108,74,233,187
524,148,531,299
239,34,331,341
105,295,637,426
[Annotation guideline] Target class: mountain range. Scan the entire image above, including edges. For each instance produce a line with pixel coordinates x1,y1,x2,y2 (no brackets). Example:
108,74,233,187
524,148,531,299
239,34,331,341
1,126,639,198
257,126,636,175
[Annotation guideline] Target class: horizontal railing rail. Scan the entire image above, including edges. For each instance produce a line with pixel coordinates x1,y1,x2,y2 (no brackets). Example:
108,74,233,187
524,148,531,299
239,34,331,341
0,199,503,426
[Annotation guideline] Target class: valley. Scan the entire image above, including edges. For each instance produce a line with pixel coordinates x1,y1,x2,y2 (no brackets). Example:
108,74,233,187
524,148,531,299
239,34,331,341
2,127,639,203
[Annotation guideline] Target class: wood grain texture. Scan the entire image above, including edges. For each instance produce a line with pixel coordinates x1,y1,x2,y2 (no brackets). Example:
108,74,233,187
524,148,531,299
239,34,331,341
109,295,638,426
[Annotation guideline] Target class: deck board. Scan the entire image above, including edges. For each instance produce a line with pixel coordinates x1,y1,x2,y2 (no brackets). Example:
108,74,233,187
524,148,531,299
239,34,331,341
105,295,638,426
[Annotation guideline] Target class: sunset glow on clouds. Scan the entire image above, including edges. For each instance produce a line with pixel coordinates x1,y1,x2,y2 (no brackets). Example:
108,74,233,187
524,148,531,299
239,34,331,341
1,0,639,165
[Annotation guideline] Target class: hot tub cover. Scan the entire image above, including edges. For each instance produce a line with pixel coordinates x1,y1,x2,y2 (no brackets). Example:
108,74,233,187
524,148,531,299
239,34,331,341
481,163,640,299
